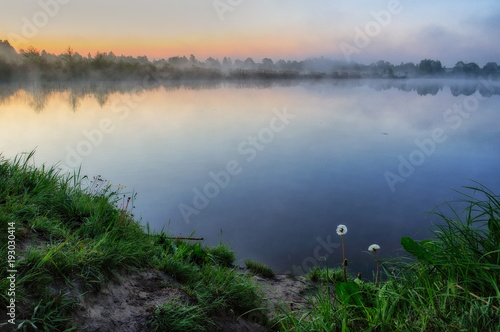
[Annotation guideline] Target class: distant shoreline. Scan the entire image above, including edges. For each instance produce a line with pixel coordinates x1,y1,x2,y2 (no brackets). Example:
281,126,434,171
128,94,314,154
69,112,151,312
2,76,499,97
2,40,499,84
1,69,499,84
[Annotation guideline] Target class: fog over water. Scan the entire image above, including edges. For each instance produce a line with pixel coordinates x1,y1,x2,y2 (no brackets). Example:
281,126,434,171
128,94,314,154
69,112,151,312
1,78,499,276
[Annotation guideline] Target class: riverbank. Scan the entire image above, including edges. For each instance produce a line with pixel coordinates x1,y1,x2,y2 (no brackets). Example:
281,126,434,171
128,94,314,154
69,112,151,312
1,152,499,331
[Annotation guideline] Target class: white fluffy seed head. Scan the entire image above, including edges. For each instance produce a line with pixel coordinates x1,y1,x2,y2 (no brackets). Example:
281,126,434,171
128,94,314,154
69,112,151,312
336,224,348,235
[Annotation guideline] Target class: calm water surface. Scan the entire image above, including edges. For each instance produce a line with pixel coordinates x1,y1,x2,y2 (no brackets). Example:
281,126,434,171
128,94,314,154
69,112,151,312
1,79,499,276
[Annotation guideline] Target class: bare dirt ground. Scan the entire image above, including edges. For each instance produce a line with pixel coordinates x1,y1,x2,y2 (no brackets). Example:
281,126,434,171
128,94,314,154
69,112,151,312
72,268,312,331
73,269,186,331
251,273,313,315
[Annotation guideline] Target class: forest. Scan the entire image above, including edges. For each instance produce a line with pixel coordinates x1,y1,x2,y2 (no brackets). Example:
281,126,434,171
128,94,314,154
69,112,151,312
0,39,499,82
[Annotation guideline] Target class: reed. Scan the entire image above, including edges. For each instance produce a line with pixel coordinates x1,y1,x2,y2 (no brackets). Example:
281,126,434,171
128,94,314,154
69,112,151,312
245,259,275,278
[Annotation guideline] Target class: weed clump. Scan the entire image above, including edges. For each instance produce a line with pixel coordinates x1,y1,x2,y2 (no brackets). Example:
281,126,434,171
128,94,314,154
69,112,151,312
245,259,275,278
208,243,236,267
308,266,346,283
149,299,216,332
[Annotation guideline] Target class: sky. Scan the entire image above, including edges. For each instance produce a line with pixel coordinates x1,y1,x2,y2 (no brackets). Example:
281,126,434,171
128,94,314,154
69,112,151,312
1,0,500,67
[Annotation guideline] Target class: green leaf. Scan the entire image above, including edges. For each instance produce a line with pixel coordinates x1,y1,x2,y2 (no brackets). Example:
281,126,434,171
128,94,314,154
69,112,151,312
335,282,363,306
401,237,434,264
363,307,378,326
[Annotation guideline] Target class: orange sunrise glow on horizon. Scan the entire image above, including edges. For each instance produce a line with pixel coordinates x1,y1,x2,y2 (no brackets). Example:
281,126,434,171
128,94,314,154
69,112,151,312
2,0,499,66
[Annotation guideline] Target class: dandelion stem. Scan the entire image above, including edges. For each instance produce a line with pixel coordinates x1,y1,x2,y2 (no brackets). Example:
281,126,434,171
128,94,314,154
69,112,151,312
341,234,347,282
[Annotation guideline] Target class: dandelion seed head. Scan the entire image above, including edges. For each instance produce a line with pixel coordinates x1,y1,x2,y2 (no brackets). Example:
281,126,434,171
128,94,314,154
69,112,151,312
368,244,380,252
336,224,347,235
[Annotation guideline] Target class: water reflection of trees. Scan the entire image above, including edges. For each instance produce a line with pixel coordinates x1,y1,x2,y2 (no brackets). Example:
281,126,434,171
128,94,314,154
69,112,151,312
0,79,499,112
416,84,441,96
367,79,500,97
0,84,23,106
22,83,52,113
450,84,479,96
0,80,297,111
28,90,51,113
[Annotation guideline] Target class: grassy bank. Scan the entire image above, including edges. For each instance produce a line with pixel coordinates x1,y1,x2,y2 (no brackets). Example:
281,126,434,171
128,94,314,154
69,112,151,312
1,152,499,331
0,152,265,331
275,183,500,331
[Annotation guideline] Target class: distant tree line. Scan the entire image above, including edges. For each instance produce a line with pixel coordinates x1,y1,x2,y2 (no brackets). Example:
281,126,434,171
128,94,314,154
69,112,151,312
0,39,499,83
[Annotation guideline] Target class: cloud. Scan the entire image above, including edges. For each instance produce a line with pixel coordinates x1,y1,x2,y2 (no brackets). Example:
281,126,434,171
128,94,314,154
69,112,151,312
463,9,500,30
416,25,460,54
3,0,499,65
399,24,498,66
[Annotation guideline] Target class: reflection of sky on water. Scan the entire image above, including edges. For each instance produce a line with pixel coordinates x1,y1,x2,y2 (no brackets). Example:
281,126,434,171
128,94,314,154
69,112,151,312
1,80,499,276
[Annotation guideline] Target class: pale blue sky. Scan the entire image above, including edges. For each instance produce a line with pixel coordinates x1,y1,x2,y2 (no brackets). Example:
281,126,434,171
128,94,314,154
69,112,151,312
2,0,499,66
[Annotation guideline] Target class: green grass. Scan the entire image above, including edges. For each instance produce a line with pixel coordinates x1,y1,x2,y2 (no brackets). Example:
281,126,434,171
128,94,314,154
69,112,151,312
193,264,265,316
0,152,265,331
245,259,275,278
149,299,216,332
2,152,499,331
308,266,350,284
274,183,500,331
208,243,236,267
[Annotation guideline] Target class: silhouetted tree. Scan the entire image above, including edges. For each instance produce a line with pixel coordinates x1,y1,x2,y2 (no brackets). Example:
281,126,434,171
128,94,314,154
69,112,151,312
61,46,76,75
222,57,232,67
453,61,480,75
20,46,45,66
287,60,303,71
91,52,108,70
482,62,498,75
234,59,244,68
275,59,287,70
205,57,221,68
453,61,465,71
168,56,189,67
107,51,116,61
394,62,417,77
0,58,12,81
136,55,149,64
189,54,198,66
0,40,19,63
243,57,256,69
464,62,480,74
418,59,443,75
261,58,274,69
369,60,395,77
3,39,500,83
63,46,74,60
